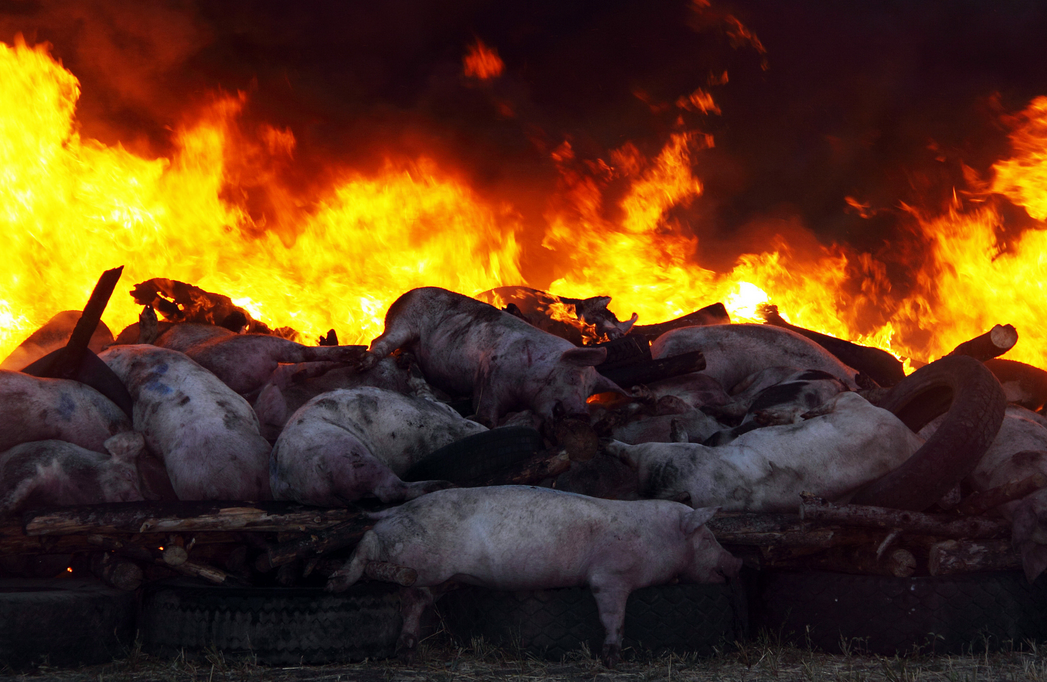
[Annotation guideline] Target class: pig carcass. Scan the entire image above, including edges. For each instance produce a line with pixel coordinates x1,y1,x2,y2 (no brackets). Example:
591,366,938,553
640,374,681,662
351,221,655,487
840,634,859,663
326,485,740,664
270,387,486,504
99,345,272,501
0,311,114,371
475,286,637,344
0,370,132,454
651,324,860,392
610,392,923,512
153,323,367,397
366,287,622,426
0,433,145,515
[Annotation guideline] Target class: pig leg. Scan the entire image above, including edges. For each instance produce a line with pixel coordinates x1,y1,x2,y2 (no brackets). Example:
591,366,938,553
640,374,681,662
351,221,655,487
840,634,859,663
589,578,631,667
327,530,381,592
396,586,435,657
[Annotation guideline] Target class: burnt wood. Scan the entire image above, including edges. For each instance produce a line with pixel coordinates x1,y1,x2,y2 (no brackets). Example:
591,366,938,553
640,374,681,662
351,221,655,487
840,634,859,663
632,302,730,341
947,323,1018,362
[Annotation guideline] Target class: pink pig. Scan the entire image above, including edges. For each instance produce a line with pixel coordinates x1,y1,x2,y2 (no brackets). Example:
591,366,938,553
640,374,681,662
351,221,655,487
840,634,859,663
366,288,622,426
327,485,741,665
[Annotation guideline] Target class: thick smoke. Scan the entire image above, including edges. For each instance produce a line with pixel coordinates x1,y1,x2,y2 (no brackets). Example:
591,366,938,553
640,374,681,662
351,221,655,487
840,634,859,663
3,0,1047,286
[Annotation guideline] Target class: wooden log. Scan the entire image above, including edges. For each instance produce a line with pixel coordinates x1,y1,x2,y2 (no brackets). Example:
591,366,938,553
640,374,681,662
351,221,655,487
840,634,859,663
365,561,417,586
799,497,1010,539
256,517,376,572
162,545,189,567
165,558,230,584
632,303,730,341
958,472,1047,516
89,552,143,591
706,513,869,548
947,324,1018,362
764,543,918,577
471,450,572,487
23,501,361,536
760,304,905,387
598,350,705,388
929,539,1020,575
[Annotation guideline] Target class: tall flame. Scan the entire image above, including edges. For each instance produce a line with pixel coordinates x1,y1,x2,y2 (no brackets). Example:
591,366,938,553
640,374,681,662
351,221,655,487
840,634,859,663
2,36,1046,378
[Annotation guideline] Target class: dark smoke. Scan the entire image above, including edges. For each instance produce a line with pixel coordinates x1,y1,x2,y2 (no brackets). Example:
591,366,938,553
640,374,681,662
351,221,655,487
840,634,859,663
3,0,1047,283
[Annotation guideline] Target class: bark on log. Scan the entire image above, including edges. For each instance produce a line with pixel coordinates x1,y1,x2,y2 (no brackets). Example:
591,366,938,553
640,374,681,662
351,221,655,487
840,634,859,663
598,350,705,388
984,359,1047,412
23,501,360,536
947,324,1019,362
365,561,417,586
799,497,1010,539
256,517,376,572
760,304,905,387
89,551,143,591
706,513,872,548
958,472,1047,516
632,303,730,341
929,539,1020,575
165,558,230,584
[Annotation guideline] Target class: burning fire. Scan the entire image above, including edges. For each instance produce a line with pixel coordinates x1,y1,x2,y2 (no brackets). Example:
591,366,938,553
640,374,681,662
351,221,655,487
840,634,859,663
1,36,1046,375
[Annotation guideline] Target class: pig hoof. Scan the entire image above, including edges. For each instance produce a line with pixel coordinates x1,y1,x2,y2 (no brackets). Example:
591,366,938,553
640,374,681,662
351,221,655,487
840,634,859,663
325,574,350,593
395,634,418,660
359,352,381,372
601,644,621,668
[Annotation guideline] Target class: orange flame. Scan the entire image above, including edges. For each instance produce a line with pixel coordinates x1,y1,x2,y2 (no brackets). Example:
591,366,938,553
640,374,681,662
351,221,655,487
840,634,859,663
463,40,504,80
2,36,1046,380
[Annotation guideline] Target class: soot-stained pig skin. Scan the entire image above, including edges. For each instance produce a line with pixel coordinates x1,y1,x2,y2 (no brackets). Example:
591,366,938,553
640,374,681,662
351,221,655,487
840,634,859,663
0,433,145,515
327,485,741,664
651,324,859,393
367,287,623,426
0,370,132,453
611,392,922,512
99,345,272,501
271,387,486,504
155,324,366,396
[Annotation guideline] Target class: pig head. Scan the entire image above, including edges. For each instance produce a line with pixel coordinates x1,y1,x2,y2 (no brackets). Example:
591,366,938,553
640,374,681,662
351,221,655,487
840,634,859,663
367,288,622,426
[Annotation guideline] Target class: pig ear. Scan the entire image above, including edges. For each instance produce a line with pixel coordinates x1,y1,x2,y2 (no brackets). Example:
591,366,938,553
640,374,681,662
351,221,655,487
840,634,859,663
681,506,720,536
589,373,626,397
1022,544,1047,583
561,346,607,367
103,432,146,464
253,384,288,430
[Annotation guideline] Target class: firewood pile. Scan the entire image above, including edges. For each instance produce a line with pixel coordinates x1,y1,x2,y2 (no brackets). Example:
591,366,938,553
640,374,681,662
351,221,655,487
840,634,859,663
2,266,1046,600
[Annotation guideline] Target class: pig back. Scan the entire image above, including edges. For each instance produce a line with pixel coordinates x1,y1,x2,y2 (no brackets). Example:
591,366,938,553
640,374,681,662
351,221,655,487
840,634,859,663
0,370,132,453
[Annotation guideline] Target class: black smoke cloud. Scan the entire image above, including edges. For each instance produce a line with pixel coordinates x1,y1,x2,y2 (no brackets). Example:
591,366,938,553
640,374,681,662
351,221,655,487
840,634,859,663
3,0,1047,277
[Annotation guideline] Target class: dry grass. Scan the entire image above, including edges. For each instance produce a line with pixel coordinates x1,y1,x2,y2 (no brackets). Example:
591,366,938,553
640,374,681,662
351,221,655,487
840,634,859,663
3,630,1047,682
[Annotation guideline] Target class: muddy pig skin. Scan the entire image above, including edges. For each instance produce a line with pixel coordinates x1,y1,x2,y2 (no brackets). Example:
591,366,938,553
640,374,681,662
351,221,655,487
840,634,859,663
99,345,272,501
155,324,366,397
367,287,623,426
651,324,859,392
271,387,486,504
0,370,132,453
0,433,145,515
611,392,923,512
327,485,740,664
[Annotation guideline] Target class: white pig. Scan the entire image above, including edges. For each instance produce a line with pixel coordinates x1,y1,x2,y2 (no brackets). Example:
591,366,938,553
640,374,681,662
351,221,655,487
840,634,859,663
0,370,132,453
0,433,145,515
610,392,923,512
99,345,272,501
366,288,622,426
651,324,859,392
270,387,486,504
327,485,741,665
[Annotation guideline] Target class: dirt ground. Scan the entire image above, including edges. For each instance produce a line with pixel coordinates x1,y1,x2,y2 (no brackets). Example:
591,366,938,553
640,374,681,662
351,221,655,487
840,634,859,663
3,629,1046,682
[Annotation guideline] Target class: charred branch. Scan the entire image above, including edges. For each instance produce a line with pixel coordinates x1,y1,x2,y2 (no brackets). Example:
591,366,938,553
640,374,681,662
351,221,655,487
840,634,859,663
597,350,705,388
947,324,1019,362
632,303,730,341
928,539,1020,575
958,471,1047,516
760,304,905,387
469,449,572,486
256,516,375,572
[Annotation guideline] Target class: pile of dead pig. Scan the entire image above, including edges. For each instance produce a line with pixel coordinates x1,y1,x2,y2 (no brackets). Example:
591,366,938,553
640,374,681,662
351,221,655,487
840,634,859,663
3,273,1047,668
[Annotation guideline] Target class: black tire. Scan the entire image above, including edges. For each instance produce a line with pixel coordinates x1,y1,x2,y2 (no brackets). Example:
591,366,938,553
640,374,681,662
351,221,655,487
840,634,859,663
852,355,1006,510
401,426,543,484
0,578,137,669
759,570,1047,655
439,581,747,660
139,579,402,664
